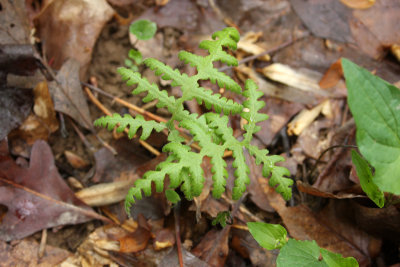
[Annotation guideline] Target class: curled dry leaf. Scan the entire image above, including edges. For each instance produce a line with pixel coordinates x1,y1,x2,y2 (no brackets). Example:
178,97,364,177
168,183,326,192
237,31,270,61
34,0,114,79
0,140,109,241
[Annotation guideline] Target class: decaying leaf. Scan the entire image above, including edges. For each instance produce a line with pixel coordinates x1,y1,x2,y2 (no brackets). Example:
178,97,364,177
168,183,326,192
340,0,376,9
0,140,109,241
48,59,92,129
34,0,114,79
0,88,33,140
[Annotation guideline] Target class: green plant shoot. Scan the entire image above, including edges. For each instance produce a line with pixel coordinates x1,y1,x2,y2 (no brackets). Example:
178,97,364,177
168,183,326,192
95,27,293,213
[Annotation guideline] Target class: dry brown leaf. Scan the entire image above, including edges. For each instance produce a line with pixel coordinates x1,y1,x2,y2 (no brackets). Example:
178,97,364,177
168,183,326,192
49,59,92,129
0,238,70,266
64,150,89,169
34,0,114,79
75,178,136,207
153,228,175,250
237,31,270,61
340,0,376,9
192,229,230,267
319,59,344,89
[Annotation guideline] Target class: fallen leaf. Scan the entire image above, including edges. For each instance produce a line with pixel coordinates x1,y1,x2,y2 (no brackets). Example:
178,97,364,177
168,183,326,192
64,150,89,169
0,140,109,241
319,59,344,89
0,88,33,140
159,247,209,267
237,31,270,61
119,214,151,253
153,228,175,250
10,81,59,144
0,0,30,44
192,229,230,267
34,0,114,79
0,238,71,266
48,59,92,129
340,0,376,9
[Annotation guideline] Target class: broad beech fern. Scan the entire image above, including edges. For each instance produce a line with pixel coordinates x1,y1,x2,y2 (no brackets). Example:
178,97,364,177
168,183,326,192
94,27,293,213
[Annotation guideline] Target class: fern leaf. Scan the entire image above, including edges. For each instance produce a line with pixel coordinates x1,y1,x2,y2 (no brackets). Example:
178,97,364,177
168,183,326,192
199,68,242,93
118,67,176,109
248,145,292,200
231,144,250,200
179,119,228,197
94,113,165,139
242,79,269,143
144,58,189,87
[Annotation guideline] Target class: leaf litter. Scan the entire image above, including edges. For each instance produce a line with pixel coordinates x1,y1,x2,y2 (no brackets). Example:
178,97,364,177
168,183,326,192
1,0,400,266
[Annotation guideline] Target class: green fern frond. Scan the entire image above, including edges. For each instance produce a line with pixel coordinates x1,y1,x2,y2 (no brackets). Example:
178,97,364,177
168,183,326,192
94,113,165,139
95,27,294,215
118,67,176,109
248,145,293,200
242,79,269,143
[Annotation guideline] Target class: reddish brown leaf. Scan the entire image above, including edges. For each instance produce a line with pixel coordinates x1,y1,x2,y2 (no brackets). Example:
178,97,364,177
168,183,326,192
64,150,89,169
154,228,175,250
319,59,344,89
33,0,114,79
119,214,151,253
0,140,109,241
192,229,230,267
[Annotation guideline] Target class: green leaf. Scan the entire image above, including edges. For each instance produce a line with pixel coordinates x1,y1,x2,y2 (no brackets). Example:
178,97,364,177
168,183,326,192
247,222,288,250
351,150,385,208
277,239,327,267
128,49,143,64
94,113,166,140
212,211,231,227
277,239,358,267
129,19,157,40
342,58,400,195
320,248,359,267
125,59,133,67
165,189,180,204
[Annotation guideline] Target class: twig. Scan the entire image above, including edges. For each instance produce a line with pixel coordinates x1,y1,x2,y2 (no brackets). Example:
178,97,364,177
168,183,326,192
85,87,161,156
218,33,309,72
38,229,47,258
82,82,168,123
174,202,184,267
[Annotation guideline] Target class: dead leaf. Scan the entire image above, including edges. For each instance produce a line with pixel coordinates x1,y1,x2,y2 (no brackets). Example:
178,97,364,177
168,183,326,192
237,32,270,61
10,81,59,144
153,228,175,250
319,59,344,89
119,214,151,253
297,180,365,199
0,88,33,140
64,150,89,169
48,59,92,129
0,0,30,44
340,0,376,9
34,0,114,79
75,178,136,207
0,140,109,241
0,238,71,266
160,247,209,267
255,97,304,146
192,229,230,267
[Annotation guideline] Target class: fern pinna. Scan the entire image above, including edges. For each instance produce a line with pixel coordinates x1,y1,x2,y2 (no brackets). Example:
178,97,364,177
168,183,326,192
94,27,293,213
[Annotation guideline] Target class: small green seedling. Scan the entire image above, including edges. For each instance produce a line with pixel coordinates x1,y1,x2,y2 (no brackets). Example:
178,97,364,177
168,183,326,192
95,27,293,213
247,222,359,267
125,19,157,72
212,211,232,227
